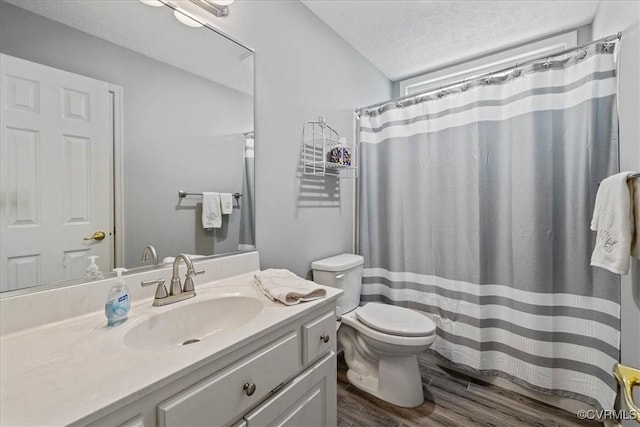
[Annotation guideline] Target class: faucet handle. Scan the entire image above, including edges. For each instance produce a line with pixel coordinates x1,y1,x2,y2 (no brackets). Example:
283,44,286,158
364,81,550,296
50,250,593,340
183,269,204,293
141,278,168,299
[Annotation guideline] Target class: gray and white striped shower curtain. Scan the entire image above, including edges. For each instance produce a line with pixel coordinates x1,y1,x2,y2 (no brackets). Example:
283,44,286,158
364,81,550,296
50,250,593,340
358,47,620,410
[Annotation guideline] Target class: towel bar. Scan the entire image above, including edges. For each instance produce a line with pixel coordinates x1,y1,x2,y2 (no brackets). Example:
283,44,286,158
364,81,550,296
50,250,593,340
597,172,640,186
178,191,242,198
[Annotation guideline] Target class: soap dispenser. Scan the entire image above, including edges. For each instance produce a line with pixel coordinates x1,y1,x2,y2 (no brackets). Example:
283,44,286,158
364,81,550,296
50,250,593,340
85,255,104,280
105,268,130,327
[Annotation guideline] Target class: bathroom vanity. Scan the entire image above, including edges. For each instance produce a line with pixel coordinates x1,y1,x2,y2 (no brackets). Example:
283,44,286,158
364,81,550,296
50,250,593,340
0,252,341,426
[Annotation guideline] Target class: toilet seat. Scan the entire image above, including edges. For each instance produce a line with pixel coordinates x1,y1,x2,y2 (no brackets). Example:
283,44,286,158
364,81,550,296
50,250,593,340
340,306,436,348
355,303,435,337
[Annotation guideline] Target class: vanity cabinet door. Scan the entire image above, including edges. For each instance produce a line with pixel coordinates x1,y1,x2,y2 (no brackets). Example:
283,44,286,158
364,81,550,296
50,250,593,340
243,352,337,427
157,332,300,427
302,311,336,365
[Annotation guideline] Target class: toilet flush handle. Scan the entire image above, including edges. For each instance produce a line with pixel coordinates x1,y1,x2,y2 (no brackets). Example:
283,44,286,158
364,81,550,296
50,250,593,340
335,273,344,280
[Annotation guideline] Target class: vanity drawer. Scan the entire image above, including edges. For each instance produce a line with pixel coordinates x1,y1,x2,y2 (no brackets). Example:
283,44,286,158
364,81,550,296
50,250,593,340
244,351,337,427
117,414,144,427
302,311,336,365
157,332,300,427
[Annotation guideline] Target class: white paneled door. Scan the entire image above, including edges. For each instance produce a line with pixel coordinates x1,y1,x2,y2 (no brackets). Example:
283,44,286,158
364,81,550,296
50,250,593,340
1,54,113,292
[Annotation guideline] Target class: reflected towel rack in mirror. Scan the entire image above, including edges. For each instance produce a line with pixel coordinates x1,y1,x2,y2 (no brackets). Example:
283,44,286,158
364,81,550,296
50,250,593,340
178,191,242,198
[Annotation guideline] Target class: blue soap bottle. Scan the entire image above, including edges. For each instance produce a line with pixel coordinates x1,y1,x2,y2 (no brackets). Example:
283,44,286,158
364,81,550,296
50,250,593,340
105,267,130,326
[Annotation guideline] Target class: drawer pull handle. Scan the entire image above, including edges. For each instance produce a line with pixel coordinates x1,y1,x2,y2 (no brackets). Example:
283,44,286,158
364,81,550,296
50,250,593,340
243,382,256,396
320,334,330,343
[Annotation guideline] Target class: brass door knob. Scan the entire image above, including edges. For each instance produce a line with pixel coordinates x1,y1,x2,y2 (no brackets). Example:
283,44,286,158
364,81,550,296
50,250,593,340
84,231,106,241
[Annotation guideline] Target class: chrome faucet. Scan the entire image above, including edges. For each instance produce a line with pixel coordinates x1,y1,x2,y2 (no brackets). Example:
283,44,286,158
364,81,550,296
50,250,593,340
141,254,204,307
141,245,158,266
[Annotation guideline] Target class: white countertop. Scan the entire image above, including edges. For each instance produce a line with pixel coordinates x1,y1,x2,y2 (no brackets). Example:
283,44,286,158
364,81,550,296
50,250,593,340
0,272,341,426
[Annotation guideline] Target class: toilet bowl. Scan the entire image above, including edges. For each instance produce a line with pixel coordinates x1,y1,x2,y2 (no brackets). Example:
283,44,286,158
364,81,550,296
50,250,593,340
312,254,436,408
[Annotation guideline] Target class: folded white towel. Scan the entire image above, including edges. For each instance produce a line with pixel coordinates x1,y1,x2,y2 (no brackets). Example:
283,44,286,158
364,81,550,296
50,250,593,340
255,269,327,305
631,177,640,259
220,193,233,215
590,172,635,274
202,192,222,229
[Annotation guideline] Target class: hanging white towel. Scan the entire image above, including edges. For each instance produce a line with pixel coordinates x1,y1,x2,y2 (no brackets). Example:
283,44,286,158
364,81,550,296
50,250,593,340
220,193,233,215
202,192,222,229
255,269,327,305
630,177,640,259
590,172,636,274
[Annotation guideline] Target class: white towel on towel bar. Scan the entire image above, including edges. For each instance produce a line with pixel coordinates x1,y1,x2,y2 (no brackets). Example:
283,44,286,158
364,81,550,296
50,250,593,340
590,172,636,274
255,269,327,305
202,192,222,229
220,193,233,215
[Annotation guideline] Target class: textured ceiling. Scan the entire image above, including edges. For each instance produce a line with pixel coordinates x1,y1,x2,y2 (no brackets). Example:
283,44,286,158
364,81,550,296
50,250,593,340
301,0,600,81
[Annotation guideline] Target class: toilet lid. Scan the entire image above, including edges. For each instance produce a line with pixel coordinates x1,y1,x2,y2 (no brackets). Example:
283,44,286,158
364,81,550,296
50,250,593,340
355,303,436,337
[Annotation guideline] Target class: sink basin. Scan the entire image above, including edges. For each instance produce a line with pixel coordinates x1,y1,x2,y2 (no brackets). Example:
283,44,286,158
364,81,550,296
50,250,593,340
123,295,263,350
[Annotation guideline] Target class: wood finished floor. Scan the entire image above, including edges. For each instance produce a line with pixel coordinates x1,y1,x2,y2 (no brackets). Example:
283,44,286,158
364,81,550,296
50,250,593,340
336,353,602,427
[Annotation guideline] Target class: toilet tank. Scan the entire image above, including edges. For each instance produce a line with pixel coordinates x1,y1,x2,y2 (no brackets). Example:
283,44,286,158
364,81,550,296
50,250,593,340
311,254,364,315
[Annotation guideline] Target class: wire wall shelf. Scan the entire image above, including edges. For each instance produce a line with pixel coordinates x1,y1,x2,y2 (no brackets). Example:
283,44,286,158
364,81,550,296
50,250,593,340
302,116,357,178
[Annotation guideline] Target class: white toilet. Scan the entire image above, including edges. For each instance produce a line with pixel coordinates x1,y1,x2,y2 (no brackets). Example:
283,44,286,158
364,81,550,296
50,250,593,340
312,254,436,408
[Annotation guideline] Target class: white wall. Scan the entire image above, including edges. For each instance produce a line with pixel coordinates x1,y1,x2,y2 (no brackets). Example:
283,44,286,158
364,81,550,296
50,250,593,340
200,1,392,277
592,2,640,421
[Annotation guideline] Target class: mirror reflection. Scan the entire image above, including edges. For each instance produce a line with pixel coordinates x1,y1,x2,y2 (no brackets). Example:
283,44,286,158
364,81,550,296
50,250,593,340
0,0,255,293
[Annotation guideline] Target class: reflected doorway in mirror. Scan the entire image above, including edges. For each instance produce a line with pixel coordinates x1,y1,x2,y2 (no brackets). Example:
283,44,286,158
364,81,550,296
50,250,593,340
0,54,119,292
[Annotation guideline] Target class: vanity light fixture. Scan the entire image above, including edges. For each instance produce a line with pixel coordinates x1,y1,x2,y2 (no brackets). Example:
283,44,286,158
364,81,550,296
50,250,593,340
189,0,234,18
139,0,164,6
173,9,204,28
139,0,233,27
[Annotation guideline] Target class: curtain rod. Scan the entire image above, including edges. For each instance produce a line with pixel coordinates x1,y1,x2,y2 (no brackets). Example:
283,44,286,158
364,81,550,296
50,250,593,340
357,31,621,115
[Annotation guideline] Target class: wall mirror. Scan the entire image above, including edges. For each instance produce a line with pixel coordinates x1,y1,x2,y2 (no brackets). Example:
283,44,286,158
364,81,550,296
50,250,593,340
0,0,255,293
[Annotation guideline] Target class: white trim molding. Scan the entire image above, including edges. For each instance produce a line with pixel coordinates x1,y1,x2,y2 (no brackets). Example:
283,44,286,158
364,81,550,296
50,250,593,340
399,31,578,97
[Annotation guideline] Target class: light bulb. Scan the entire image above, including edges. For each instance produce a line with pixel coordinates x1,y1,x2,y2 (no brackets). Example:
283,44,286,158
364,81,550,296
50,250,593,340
139,0,164,6
214,0,234,5
173,10,204,28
